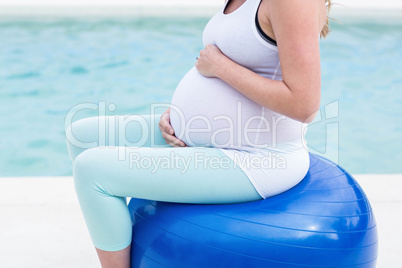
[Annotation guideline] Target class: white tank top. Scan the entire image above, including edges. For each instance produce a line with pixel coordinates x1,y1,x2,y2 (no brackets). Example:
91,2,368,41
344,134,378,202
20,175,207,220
170,0,307,153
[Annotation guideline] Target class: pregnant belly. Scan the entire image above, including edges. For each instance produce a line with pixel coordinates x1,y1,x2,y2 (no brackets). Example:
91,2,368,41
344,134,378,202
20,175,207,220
170,67,279,149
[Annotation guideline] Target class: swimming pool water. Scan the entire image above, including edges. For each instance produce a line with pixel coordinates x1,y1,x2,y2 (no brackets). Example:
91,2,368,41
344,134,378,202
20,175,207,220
0,16,401,176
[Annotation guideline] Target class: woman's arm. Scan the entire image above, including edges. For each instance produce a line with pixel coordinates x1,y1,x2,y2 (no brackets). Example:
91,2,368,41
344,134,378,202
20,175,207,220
196,0,325,123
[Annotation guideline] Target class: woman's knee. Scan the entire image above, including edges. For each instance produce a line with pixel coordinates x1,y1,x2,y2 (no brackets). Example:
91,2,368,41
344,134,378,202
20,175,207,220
66,116,101,163
73,147,106,196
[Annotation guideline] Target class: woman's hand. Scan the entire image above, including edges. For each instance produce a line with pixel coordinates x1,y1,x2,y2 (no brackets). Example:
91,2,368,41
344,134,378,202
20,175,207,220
159,108,188,147
195,44,227,78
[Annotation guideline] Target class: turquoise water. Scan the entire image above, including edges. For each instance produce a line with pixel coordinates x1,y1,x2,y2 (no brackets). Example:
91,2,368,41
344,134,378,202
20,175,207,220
0,17,401,176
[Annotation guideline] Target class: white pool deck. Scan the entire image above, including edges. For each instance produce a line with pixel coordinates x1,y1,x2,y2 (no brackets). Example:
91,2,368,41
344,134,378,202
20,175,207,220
0,174,401,267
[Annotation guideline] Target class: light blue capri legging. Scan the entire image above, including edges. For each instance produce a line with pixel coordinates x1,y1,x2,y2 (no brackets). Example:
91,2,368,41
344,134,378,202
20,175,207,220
66,114,262,252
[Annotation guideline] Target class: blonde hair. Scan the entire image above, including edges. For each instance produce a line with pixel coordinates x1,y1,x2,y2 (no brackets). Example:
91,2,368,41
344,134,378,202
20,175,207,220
320,0,332,38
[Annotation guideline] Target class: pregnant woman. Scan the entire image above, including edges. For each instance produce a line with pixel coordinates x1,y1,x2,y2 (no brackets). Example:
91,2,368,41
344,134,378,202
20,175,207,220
66,0,331,267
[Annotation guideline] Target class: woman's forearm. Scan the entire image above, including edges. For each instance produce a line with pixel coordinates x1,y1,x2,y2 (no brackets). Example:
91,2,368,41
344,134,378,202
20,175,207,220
215,55,318,123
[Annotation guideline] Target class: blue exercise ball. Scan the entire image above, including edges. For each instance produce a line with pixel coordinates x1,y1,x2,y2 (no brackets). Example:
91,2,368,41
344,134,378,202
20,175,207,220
128,153,378,267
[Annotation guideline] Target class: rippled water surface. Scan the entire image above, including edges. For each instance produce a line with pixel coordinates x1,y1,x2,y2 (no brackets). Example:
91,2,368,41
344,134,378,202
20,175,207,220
0,17,401,176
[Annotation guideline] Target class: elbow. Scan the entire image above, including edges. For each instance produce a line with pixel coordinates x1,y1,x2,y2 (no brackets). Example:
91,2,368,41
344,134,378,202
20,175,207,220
294,85,321,123
294,98,320,124
299,108,319,124
284,81,321,123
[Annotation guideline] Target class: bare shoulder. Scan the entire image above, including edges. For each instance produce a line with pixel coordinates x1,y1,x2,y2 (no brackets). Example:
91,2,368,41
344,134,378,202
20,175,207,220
261,0,327,38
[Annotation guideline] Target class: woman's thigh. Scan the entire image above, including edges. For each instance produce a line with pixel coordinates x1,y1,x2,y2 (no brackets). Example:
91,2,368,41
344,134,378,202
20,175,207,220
73,145,262,204
66,114,168,163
